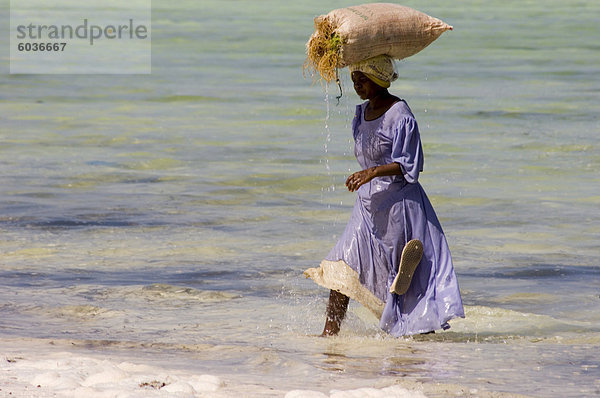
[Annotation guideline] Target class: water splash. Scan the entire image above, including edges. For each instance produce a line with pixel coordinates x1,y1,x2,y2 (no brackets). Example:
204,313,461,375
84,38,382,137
322,81,332,172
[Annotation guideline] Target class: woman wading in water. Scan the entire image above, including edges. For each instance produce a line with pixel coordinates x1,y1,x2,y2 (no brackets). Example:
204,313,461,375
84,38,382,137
305,55,464,336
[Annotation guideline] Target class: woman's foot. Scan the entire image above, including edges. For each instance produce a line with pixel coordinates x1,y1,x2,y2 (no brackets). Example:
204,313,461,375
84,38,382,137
320,320,341,337
390,239,423,295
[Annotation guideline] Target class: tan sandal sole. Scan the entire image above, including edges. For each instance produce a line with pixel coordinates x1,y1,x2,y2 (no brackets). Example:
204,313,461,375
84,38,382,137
390,239,423,295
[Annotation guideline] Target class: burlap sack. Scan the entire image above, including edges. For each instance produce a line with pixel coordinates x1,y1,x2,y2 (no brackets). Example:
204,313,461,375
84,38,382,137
305,3,452,81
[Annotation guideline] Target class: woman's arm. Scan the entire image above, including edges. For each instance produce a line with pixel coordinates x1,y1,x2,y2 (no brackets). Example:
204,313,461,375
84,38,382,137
345,162,403,192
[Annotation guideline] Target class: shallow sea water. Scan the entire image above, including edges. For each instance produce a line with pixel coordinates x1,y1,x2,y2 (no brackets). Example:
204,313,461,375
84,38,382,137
1,0,599,397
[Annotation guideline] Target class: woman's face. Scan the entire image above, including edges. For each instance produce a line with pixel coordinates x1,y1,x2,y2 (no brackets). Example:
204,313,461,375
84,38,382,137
351,71,383,100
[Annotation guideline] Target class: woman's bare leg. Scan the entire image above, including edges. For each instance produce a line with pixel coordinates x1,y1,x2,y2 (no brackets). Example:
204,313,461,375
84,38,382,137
321,290,350,336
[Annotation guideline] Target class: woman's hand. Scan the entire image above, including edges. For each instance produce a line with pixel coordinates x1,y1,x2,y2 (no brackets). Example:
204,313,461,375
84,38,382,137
345,163,403,192
345,168,376,192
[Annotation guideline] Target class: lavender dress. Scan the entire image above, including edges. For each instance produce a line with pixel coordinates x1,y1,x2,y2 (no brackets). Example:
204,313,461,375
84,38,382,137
324,100,464,336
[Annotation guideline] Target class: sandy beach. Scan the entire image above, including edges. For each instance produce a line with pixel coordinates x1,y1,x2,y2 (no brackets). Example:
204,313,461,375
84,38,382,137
1,337,535,398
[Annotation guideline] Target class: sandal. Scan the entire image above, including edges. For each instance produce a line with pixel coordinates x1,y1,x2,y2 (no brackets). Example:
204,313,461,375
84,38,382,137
390,239,423,295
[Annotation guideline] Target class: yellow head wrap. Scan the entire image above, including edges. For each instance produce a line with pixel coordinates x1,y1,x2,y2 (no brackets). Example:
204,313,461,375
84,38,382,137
349,55,398,88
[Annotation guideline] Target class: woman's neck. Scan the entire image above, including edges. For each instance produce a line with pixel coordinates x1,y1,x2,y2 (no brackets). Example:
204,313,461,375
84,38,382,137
365,90,399,120
368,90,394,110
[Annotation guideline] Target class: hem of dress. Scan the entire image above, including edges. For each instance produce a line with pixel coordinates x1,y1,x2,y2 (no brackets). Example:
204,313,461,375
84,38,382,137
304,260,385,319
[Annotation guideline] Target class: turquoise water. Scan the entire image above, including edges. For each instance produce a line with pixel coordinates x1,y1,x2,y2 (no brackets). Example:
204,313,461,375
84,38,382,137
1,0,599,396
